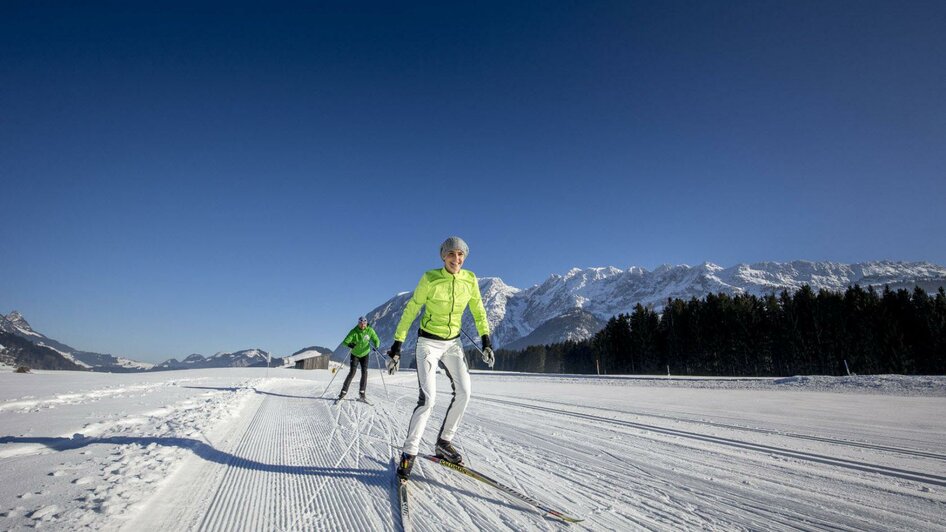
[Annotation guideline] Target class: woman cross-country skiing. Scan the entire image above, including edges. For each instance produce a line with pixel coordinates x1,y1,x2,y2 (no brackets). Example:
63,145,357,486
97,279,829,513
338,316,381,401
387,236,494,480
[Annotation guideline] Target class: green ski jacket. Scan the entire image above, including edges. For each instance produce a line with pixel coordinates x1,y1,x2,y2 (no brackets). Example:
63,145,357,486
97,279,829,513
342,326,380,357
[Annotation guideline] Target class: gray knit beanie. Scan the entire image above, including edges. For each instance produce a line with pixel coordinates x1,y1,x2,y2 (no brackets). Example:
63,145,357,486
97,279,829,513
440,236,469,259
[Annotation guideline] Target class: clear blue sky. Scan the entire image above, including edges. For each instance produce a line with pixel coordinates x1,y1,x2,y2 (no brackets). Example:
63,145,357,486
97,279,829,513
2,1,944,362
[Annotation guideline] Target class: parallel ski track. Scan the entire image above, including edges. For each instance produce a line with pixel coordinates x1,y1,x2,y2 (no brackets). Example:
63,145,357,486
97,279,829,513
475,394,946,488
491,393,946,462
380,379,945,530
195,382,397,531
461,393,944,530
158,377,944,531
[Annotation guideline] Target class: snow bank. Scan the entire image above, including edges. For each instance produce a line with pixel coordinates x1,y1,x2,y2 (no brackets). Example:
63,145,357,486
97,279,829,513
474,371,946,396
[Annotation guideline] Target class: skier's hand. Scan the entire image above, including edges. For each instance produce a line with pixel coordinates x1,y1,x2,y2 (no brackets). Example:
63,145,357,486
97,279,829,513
479,335,494,368
387,355,400,374
388,341,402,358
346,342,356,349
481,347,495,368
386,341,402,374
481,334,492,350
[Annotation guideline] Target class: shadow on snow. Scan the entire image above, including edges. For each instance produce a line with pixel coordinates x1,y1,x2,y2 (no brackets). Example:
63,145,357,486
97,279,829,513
0,435,387,486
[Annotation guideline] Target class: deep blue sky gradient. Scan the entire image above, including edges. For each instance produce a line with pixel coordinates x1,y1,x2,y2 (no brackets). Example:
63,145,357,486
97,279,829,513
2,1,945,362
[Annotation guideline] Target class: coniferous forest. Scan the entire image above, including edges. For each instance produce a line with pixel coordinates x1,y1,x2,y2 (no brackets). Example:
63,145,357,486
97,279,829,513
471,285,946,377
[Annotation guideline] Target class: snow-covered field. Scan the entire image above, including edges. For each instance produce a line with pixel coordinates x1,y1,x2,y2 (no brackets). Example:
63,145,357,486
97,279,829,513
1,367,944,531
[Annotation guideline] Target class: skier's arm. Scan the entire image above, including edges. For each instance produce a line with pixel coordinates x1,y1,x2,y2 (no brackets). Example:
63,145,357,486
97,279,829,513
342,329,357,348
394,274,429,342
469,274,490,337
369,328,380,349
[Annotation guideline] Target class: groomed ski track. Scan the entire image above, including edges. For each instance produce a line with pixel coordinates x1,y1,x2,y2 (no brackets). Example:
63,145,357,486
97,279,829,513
113,370,946,531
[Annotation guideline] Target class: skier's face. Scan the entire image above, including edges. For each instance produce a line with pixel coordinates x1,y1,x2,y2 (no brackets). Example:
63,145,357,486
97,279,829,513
443,249,465,274
358,321,367,329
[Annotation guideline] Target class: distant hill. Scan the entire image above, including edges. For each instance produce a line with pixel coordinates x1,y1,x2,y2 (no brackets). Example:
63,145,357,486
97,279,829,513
0,330,87,371
0,311,287,372
0,311,151,372
151,349,282,371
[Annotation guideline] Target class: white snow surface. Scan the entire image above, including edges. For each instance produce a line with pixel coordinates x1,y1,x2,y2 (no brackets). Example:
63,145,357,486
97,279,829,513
1,369,945,531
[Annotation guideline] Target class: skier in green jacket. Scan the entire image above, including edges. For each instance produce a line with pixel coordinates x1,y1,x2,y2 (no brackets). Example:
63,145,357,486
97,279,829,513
338,316,380,401
386,236,494,480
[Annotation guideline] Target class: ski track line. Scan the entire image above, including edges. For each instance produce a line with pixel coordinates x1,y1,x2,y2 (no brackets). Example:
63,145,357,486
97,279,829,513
284,388,389,532
475,407,854,531
384,378,944,529
476,395,946,489
408,381,783,529
197,388,272,531
593,447,862,532
180,381,383,532
466,396,943,531
478,428,528,495
375,382,542,531
284,398,362,531
113,382,264,532
492,393,946,463
388,381,597,530
462,417,632,530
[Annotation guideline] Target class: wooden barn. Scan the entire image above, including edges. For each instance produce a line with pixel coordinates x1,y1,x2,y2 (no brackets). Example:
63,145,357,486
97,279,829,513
286,350,330,370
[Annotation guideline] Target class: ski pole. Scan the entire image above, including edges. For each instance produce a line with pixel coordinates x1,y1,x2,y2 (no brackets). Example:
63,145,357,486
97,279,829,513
459,328,493,369
319,349,349,398
371,347,390,398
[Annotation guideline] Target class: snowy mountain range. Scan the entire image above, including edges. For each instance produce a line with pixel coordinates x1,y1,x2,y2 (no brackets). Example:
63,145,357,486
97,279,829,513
6,260,946,372
0,311,154,372
151,349,279,371
0,312,291,372
357,260,946,368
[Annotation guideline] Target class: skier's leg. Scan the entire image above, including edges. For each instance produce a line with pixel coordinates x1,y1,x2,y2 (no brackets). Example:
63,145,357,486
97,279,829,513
437,339,471,444
402,337,447,455
358,355,369,396
340,355,357,396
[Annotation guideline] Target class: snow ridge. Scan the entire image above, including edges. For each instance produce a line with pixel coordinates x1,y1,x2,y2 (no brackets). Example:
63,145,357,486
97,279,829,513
362,260,946,365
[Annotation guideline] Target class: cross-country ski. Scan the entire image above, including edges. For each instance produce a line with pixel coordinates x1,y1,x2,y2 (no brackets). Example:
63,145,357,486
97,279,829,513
419,454,583,524
397,479,412,532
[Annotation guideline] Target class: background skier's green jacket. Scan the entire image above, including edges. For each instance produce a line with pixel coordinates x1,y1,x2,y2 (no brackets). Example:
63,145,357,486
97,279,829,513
394,268,490,342
343,326,380,357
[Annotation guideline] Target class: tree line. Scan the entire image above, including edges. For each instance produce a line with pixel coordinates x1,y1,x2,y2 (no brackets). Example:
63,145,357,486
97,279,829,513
470,285,946,376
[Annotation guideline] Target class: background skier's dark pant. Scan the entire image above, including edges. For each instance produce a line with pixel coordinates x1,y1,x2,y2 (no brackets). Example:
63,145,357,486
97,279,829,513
341,354,368,394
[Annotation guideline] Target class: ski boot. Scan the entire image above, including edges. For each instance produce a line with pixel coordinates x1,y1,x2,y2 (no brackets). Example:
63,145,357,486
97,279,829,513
435,438,463,464
397,452,416,480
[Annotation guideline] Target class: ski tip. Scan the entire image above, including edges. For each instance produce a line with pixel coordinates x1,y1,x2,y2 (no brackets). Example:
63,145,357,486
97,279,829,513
548,512,584,524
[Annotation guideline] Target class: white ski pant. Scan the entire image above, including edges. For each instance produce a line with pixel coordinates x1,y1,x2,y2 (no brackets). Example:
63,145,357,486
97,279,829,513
402,336,471,456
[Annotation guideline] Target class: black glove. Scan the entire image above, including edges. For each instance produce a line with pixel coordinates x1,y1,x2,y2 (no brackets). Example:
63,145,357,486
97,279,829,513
346,342,356,349
480,335,495,368
386,341,402,374
387,341,402,358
